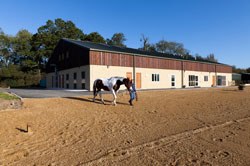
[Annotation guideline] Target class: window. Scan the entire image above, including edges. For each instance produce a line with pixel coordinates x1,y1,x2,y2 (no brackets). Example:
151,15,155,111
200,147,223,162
204,76,208,82
66,51,69,59
58,75,61,88
189,75,198,86
171,75,175,87
62,75,64,88
66,74,69,81
152,74,160,82
74,83,77,89
82,83,85,89
81,71,85,79
66,83,69,89
74,72,77,80
52,76,54,87
217,76,226,86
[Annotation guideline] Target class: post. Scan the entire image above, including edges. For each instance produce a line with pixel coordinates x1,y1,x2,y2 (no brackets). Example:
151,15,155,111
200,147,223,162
215,64,217,86
181,61,184,88
133,54,135,82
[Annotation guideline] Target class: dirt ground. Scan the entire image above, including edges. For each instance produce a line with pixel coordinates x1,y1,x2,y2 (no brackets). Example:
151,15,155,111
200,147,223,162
0,87,250,165
0,99,22,111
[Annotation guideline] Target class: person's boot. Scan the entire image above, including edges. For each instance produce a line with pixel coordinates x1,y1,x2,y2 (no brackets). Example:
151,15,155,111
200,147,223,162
129,100,133,106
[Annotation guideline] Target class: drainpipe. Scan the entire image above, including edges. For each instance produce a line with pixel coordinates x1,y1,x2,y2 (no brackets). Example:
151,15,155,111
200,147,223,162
215,64,217,86
181,61,184,88
133,54,135,82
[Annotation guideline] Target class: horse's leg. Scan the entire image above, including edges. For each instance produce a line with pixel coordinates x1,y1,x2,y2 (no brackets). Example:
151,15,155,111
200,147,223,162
99,91,105,104
111,89,117,106
93,91,97,102
93,89,99,102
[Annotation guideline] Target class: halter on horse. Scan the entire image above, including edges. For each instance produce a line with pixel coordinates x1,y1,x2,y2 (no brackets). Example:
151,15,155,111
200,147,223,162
93,77,132,105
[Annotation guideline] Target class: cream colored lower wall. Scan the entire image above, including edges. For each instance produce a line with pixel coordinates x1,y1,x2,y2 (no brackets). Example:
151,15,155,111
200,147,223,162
183,71,232,87
183,71,212,87
46,66,90,89
46,65,232,91
135,67,182,89
90,65,182,91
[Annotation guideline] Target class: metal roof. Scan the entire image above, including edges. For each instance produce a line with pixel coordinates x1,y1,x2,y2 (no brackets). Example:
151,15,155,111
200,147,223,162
62,38,229,66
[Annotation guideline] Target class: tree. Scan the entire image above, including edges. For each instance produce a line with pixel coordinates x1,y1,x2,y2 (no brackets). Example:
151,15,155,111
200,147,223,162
84,32,105,43
155,40,168,53
13,29,33,58
107,33,126,47
138,34,156,51
140,34,150,51
232,66,246,73
0,31,14,67
30,18,85,67
246,67,250,73
206,53,217,62
155,39,188,55
195,54,205,61
182,53,195,60
0,28,3,35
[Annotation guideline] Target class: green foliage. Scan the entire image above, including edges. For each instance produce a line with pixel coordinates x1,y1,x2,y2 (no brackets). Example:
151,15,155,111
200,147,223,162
107,33,126,47
84,32,105,43
182,53,195,60
139,34,156,52
0,65,40,88
206,53,217,62
232,66,250,74
30,18,85,65
0,31,15,67
155,39,189,55
13,29,33,57
0,92,19,100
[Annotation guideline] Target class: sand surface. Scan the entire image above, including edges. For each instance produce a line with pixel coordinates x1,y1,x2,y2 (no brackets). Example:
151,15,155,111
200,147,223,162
0,87,250,165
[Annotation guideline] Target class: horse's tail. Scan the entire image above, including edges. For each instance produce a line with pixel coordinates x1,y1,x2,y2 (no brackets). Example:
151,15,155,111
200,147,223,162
93,79,97,97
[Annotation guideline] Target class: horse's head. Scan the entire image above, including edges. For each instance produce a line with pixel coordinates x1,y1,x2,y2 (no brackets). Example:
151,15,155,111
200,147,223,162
123,77,132,91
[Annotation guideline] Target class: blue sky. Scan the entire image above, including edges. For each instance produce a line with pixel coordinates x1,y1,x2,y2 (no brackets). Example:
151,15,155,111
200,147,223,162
0,0,249,68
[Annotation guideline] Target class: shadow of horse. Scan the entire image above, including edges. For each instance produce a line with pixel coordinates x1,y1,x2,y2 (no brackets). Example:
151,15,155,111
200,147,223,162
221,88,239,92
64,97,129,106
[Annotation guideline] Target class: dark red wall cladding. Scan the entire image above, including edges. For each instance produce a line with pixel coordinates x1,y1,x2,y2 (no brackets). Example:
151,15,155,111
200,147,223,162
89,51,232,73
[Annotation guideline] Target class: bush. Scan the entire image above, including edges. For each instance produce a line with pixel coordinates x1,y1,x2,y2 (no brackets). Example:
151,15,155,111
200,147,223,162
0,65,41,88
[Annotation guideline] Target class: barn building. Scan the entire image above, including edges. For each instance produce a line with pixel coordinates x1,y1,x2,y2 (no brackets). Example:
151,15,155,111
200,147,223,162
46,38,232,91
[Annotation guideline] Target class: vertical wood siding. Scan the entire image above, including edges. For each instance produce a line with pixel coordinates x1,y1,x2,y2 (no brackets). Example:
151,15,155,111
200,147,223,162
89,51,232,73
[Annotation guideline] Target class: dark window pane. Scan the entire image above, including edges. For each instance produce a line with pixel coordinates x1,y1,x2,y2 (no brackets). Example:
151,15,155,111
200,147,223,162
81,72,85,79
82,83,85,89
74,73,77,80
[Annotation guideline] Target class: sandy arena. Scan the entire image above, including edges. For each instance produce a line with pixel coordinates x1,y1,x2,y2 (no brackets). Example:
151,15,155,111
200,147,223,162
0,87,250,165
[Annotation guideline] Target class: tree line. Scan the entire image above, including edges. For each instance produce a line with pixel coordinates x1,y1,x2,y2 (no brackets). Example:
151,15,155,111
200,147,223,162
0,18,247,87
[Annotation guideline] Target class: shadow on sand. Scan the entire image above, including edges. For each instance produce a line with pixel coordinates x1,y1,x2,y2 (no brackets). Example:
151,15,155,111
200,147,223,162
16,127,28,133
221,89,240,92
64,97,129,106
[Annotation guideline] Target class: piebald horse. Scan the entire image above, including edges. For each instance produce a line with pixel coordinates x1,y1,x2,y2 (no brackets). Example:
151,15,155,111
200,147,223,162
93,77,132,105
